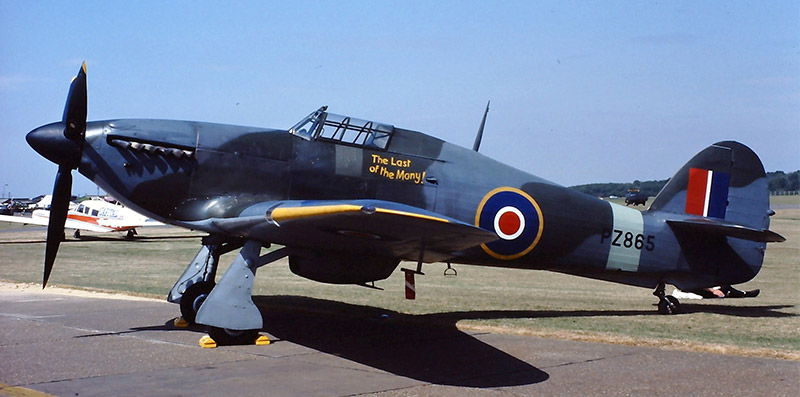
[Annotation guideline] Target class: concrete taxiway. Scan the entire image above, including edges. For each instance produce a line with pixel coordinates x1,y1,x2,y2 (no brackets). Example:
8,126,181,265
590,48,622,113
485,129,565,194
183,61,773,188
1,284,797,396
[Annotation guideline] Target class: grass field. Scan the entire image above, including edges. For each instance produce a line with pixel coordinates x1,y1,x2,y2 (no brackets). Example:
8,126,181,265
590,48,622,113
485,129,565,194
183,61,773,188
1,196,797,360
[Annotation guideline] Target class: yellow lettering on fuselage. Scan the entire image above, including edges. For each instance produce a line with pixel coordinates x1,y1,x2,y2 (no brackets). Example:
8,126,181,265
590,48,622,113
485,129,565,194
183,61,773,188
368,154,425,185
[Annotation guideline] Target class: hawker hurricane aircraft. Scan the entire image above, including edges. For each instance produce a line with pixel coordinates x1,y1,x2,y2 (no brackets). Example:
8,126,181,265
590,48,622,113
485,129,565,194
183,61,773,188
26,64,784,345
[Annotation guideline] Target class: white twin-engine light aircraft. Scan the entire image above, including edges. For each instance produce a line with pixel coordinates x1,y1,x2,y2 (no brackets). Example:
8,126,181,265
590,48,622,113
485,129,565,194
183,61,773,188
0,196,162,238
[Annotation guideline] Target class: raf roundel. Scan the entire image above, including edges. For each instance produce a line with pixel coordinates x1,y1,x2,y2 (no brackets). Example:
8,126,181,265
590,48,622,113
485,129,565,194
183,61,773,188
494,206,525,240
475,187,544,260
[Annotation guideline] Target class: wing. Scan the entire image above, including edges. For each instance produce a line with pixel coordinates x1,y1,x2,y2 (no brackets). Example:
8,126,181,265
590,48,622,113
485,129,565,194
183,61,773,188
96,218,163,230
188,200,498,262
0,214,52,227
0,212,113,233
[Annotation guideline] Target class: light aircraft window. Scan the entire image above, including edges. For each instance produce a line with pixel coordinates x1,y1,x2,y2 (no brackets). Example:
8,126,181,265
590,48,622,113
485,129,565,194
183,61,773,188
77,204,85,213
290,106,394,149
91,209,99,216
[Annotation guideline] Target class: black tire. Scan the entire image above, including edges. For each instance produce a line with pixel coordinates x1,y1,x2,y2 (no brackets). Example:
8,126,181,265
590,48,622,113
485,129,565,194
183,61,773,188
658,295,681,315
208,327,260,346
179,281,215,324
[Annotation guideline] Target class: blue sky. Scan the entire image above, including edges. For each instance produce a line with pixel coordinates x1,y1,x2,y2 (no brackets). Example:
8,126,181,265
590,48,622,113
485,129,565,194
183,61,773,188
1,1,798,197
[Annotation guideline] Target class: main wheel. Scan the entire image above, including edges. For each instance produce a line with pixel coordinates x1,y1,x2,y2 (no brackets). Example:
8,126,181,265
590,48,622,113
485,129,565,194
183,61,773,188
208,327,260,346
658,295,681,315
179,281,215,324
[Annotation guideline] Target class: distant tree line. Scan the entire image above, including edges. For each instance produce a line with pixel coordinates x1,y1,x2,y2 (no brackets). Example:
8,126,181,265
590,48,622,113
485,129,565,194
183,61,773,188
570,170,799,198
570,179,668,198
767,170,800,194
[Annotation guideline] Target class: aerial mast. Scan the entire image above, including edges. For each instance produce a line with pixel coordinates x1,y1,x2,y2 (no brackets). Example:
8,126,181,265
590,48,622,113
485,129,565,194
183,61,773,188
472,100,490,152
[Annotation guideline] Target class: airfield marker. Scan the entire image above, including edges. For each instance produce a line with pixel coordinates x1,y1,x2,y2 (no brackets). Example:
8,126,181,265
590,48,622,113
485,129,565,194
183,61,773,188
403,269,416,299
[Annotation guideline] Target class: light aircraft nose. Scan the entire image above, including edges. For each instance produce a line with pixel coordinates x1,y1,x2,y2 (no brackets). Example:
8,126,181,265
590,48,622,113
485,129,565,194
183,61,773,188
26,122,82,168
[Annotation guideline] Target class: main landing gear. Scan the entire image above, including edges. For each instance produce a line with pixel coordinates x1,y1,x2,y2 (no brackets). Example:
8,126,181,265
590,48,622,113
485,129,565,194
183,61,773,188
179,280,215,324
168,236,289,346
654,282,680,315
168,236,241,323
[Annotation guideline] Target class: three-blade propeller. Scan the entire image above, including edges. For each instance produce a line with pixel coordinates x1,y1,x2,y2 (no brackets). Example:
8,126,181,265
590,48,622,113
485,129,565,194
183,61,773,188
37,62,87,287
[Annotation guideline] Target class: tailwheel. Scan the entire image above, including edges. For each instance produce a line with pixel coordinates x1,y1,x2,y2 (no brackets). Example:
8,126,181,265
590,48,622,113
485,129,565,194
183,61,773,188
208,327,261,346
658,295,681,315
179,281,215,324
654,282,680,315
444,262,457,276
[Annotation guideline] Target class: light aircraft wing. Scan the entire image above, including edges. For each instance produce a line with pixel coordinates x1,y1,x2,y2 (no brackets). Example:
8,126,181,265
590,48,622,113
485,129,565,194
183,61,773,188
0,213,114,232
96,218,163,229
194,200,498,263
0,214,51,227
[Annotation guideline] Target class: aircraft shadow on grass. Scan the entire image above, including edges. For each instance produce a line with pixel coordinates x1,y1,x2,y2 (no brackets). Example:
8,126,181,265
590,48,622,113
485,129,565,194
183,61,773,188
117,294,796,387
673,303,796,318
249,295,550,388
419,304,796,320
124,295,552,387
244,297,794,388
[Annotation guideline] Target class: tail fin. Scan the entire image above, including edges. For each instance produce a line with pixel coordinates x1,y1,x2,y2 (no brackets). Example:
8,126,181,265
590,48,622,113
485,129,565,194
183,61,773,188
650,141,773,231
651,141,784,288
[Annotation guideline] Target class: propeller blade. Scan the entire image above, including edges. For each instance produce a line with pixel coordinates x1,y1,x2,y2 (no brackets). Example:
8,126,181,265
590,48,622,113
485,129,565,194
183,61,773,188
43,165,73,288
62,62,87,141
39,63,88,287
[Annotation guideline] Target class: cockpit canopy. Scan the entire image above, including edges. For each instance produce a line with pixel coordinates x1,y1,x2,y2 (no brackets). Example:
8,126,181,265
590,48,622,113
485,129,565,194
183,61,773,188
290,106,394,150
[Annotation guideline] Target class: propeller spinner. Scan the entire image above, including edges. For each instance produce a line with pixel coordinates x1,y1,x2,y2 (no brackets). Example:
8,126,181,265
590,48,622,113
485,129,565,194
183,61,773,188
26,62,87,287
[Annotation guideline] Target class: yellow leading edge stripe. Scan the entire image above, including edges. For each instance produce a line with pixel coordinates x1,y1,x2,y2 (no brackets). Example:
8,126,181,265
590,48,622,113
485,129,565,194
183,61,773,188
270,204,450,224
